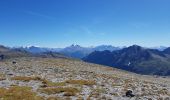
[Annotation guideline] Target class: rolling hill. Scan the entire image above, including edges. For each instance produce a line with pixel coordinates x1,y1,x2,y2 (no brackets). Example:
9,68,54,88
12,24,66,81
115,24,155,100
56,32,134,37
0,56,169,99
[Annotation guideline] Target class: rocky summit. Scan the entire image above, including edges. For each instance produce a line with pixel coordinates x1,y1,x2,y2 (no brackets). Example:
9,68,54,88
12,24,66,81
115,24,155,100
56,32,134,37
0,57,170,100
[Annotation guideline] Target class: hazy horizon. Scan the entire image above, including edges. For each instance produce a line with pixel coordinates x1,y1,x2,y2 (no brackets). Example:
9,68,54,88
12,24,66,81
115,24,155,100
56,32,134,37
0,43,168,49
0,0,170,48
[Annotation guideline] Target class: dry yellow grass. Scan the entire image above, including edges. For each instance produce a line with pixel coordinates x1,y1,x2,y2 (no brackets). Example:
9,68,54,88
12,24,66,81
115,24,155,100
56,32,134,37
0,73,6,81
47,96,63,100
112,83,122,87
0,77,6,81
38,87,80,95
65,80,96,86
157,88,169,95
92,87,106,94
63,92,76,96
0,86,43,100
76,96,83,100
41,79,66,87
11,76,41,82
11,76,66,87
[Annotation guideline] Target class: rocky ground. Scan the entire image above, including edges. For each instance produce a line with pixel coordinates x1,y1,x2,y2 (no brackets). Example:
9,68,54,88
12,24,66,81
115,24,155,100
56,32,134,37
0,57,170,100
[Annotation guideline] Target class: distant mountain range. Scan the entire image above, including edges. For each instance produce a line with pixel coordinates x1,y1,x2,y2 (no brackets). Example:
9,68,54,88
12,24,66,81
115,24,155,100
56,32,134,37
83,45,170,76
0,45,69,59
18,45,167,59
16,44,122,58
149,46,167,51
0,45,32,59
0,44,122,59
1,44,170,76
163,47,170,54
59,44,122,58
15,46,62,53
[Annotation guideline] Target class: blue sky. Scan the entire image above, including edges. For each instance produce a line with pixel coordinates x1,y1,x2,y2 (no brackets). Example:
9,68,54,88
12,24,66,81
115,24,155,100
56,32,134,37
0,0,170,48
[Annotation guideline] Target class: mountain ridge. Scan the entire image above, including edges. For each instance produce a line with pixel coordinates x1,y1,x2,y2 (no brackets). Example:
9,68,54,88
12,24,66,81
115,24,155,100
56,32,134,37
1,44,170,75
83,45,170,76
15,44,122,58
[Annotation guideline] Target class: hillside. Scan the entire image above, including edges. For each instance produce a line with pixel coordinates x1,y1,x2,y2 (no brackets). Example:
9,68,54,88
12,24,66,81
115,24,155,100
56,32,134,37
163,47,170,54
0,46,32,59
0,57,169,100
83,45,170,76
0,45,70,60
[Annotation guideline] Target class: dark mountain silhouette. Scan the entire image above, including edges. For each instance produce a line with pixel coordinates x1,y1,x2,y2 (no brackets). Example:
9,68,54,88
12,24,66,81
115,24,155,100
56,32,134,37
83,45,170,76
163,47,170,54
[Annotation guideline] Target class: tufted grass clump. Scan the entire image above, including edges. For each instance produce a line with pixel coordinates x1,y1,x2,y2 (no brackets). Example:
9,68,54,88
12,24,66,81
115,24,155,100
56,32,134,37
0,86,43,100
47,96,63,100
0,77,6,81
63,92,76,96
157,88,169,95
11,76,41,82
41,79,66,87
38,87,80,95
65,80,96,86
0,73,6,81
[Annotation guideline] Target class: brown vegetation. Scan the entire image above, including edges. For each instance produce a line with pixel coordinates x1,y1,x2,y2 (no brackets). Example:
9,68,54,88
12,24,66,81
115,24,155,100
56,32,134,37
0,86,43,100
38,87,80,95
65,80,96,86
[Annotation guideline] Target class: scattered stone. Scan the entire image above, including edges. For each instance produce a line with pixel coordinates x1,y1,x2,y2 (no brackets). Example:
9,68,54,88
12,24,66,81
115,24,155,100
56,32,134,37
0,57,169,100
12,61,17,64
125,90,135,97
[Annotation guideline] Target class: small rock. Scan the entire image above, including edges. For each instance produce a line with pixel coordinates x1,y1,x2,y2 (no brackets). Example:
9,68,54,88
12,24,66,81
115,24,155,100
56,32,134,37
12,61,17,64
126,90,135,97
